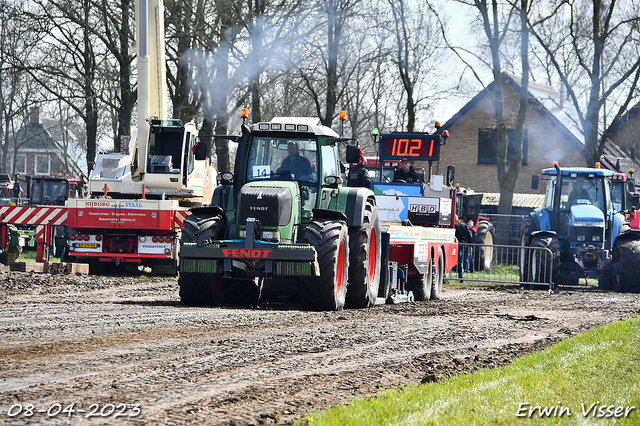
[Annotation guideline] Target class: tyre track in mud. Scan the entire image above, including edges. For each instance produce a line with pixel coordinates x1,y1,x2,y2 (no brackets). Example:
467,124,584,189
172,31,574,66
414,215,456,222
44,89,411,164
0,272,639,425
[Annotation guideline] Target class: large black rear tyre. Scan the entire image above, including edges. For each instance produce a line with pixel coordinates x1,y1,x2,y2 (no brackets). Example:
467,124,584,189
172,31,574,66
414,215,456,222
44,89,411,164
181,207,226,244
474,220,496,271
615,239,640,293
345,201,381,309
301,220,349,311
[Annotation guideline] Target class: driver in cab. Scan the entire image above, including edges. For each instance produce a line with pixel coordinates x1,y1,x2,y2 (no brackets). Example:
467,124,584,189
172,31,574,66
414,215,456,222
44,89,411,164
393,158,420,183
281,141,312,177
568,177,591,205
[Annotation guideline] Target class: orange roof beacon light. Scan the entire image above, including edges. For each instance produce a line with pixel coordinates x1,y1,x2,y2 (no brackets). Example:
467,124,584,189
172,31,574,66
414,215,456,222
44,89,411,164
595,162,601,168
240,108,249,125
629,168,635,176
553,161,558,166
58,173,62,177
339,111,347,121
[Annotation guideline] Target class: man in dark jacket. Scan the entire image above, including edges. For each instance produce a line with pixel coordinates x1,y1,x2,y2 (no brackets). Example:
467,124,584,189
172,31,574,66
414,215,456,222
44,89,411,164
455,215,473,282
12,174,21,204
347,146,371,188
280,141,312,178
393,158,420,183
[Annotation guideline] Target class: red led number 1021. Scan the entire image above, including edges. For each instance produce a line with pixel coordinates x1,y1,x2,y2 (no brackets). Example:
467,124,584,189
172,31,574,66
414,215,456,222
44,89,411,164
391,138,433,157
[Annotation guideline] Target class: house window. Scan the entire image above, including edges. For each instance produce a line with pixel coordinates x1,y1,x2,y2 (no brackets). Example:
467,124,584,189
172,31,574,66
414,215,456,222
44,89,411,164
15,155,26,174
478,128,528,165
35,155,50,175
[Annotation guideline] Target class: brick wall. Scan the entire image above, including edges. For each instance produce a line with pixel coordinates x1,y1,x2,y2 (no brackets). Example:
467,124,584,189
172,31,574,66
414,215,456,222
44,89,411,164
435,82,586,194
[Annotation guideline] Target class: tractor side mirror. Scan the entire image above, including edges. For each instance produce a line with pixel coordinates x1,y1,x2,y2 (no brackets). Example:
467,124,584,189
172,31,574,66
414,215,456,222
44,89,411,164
531,175,539,190
345,145,360,164
194,141,208,161
626,180,635,194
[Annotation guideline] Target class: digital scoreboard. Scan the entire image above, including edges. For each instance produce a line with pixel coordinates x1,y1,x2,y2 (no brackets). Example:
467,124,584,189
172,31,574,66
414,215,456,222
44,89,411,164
379,133,441,162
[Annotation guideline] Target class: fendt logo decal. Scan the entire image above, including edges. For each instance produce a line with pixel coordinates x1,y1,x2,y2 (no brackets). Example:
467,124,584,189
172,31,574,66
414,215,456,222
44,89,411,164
222,249,272,258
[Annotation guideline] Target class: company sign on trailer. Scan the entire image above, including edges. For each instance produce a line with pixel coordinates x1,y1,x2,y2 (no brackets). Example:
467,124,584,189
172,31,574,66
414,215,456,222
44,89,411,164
66,199,187,230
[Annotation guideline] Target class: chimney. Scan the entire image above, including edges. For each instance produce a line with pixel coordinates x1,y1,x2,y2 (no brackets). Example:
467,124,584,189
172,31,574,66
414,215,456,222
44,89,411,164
30,106,41,124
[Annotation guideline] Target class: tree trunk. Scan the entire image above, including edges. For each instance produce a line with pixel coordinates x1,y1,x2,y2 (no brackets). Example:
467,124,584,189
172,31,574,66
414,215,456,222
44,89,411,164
323,1,340,127
115,0,133,153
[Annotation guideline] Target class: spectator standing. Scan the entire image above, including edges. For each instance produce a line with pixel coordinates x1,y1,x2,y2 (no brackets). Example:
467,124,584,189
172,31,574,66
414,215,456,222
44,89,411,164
12,174,21,205
455,215,473,282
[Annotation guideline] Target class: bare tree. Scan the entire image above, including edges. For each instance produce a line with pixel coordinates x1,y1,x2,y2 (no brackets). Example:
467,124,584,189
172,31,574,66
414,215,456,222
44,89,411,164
0,0,40,174
297,0,362,128
443,0,529,213
386,0,443,132
94,0,135,152
479,0,530,214
19,0,108,173
529,0,640,166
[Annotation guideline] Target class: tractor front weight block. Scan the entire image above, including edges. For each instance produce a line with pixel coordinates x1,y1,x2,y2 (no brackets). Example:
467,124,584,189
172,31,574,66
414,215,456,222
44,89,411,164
179,243,318,277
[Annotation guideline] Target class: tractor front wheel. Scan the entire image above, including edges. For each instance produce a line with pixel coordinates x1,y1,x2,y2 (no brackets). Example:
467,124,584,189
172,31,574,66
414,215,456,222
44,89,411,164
406,268,433,302
598,262,614,290
345,200,381,308
430,250,444,300
301,219,349,311
527,235,559,288
179,272,221,306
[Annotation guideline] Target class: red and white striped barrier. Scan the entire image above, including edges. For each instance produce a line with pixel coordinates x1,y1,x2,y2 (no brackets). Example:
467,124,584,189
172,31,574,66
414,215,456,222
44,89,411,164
0,206,67,226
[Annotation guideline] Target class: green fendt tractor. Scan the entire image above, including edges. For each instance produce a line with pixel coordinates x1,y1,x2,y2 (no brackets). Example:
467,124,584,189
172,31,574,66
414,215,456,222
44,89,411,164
178,117,381,310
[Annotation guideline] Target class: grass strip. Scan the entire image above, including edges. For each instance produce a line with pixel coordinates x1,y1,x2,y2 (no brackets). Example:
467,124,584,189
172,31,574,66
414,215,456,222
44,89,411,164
299,315,640,425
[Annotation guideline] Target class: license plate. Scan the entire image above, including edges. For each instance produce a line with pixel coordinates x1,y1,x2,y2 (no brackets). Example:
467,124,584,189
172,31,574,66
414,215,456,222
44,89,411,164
76,242,98,248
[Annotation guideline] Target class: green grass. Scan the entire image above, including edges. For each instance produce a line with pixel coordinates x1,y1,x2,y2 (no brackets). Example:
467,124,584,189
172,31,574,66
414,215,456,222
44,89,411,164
15,249,61,263
298,315,640,425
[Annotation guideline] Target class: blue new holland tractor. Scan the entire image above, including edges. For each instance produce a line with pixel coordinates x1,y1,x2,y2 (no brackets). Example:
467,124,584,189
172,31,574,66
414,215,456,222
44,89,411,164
521,162,640,292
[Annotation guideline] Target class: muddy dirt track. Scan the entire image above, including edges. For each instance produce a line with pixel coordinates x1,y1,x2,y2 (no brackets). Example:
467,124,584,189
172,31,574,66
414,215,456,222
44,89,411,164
0,272,639,425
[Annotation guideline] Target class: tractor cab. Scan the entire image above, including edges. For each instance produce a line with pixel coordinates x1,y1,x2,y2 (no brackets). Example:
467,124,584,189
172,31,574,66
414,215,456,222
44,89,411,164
244,134,320,222
539,167,613,250
229,117,342,242
29,176,80,206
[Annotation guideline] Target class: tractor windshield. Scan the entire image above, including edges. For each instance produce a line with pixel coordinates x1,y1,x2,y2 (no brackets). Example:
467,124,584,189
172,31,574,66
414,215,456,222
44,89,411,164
556,175,608,213
246,136,318,184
